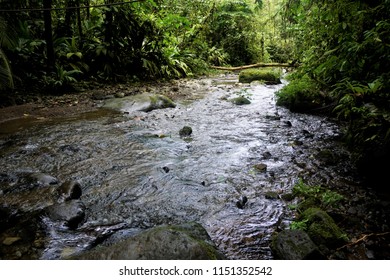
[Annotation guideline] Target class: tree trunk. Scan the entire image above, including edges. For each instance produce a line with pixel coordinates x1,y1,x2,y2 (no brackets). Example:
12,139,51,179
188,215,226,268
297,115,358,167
61,0,75,38
211,63,294,71
76,0,83,44
43,0,55,70
104,0,114,45
85,0,90,19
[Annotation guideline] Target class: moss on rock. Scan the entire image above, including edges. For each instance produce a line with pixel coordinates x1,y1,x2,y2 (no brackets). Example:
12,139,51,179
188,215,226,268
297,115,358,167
238,69,281,84
230,96,251,105
301,208,348,248
72,222,225,260
144,94,176,112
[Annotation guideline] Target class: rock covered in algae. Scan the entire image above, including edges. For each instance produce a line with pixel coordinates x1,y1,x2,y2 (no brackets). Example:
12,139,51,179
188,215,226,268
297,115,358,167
73,222,225,260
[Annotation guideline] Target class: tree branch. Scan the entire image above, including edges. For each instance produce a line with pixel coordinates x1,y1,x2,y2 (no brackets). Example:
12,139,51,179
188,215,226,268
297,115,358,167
211,62,294,71
0,0,145,13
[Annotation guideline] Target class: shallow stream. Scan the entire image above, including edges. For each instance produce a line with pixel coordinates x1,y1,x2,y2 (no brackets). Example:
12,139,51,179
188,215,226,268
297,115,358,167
0,74,359,259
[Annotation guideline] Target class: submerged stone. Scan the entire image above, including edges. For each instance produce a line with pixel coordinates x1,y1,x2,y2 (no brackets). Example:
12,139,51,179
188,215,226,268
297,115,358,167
253,163,267,172
265,191,279,200
179,126,193,137
230,96,251,105
73,222,225,260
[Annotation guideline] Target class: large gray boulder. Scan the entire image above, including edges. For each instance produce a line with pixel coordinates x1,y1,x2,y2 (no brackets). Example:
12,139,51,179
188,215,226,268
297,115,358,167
103,94,176,114
74,222,225,260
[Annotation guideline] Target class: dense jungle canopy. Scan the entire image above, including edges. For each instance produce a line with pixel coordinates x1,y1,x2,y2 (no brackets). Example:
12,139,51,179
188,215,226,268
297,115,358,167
0,0,389,185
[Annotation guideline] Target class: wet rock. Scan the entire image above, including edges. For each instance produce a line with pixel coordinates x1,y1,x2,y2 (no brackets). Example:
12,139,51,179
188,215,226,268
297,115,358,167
73,222,225,260
230,96,251,105
103,93,176,114
301,208,348,248
162,166,170,173
57,181,82,201
115,92,125,98
262,151,272,159
45,200,86,229
28,173,58,187
265,191,279,200
92,92,110,100
143,94,176,112
179,126,193,137
265,115,281,121
236,196,248,209
316,149,337,165
3,172,58,194
271,229,325,260
253,163,267,172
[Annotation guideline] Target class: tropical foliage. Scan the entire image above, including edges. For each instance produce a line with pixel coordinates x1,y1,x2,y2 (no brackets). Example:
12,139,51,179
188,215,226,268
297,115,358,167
276,0,390,181
0,0,273,94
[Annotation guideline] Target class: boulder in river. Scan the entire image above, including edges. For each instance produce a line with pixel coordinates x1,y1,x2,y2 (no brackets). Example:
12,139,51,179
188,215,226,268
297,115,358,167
230,96,251,105
57,181,82,201
143,94,176,112
45,200,86,229
103,93,176,113
179,126,193,137
271,229,325,260
73,222,225,260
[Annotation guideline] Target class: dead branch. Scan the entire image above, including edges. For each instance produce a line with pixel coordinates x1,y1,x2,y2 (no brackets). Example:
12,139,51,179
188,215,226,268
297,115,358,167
211,62,294,71
336,232,390,251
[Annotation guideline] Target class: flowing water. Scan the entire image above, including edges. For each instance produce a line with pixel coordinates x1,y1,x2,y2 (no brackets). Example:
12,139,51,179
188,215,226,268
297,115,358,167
0,74,357,259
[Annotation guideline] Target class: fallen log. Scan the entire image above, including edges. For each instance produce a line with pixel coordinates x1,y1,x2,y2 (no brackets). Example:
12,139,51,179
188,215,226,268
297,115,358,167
211,62,293,71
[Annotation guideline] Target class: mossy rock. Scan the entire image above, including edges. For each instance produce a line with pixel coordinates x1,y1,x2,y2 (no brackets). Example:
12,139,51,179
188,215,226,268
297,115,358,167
72,222,225,260
275,75,328,113
271,229,325,260
230,96,251,105
144,94,176,112
296,197,321,213
301,208,348,248
238,69,281,84
179,126,193,137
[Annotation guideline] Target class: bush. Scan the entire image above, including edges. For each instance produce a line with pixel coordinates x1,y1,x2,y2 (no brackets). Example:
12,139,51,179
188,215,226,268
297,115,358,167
238,68,281,84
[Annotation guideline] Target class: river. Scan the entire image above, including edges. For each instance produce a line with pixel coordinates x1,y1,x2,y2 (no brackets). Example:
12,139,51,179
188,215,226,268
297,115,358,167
0,74,362,259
